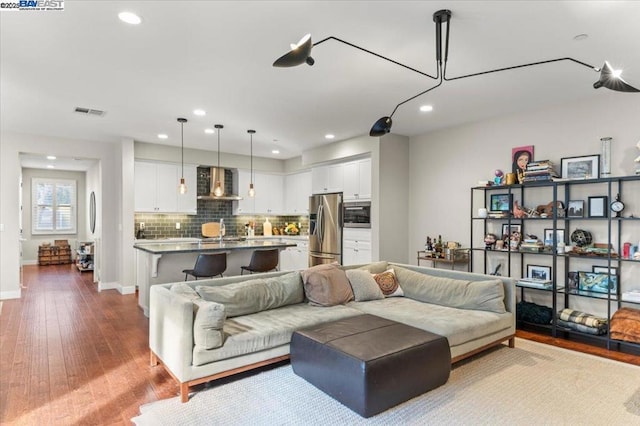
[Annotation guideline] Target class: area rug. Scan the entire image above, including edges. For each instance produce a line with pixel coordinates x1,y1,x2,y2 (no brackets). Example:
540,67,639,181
132,339,640,425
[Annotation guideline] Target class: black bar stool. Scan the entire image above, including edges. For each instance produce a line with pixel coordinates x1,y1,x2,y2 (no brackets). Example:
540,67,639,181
241,249,279,275
183,253,227,281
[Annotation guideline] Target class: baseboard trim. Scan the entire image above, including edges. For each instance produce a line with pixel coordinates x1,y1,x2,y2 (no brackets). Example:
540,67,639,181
21,260,38,266
98,281,136,295
0,289,22,300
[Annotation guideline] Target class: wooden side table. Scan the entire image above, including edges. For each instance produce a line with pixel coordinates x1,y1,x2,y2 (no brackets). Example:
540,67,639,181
417,249,470,271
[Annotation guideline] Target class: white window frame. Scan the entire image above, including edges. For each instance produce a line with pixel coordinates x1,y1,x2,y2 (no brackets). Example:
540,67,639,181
32,178,77,235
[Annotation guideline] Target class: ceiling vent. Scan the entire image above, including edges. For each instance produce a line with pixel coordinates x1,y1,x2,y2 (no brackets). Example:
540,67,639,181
74,107,105,116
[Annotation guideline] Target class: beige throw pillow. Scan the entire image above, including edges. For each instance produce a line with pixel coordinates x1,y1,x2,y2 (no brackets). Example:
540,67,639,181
301,263,354,306
345,269,384,301
372,268,404,297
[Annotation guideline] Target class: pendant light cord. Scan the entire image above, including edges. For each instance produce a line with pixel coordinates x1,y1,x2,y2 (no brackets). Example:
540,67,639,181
181,121,184,177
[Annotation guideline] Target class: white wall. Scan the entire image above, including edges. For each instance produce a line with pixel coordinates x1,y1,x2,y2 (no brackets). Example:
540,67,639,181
1,133,122,299
20,168,87,263
408,95,640,316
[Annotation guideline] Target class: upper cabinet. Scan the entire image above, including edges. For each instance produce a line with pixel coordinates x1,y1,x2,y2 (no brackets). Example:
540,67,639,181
134,161,197,214
233,169,254,215
284,170,311,215
312,163,344,194
253,172,284,215
343,158,371,200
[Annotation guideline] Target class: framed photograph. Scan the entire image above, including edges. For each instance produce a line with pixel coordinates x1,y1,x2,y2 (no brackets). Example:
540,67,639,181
501,224,521,238
527,264,551,280
567,271,579,290
544,228,565,245
567,200,584,218
560,154,600,180
490,193,513,213
592,265,618,276
588,196,608,218
578,271,617,293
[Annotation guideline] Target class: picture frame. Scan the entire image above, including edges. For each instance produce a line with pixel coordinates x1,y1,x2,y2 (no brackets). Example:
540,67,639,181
501,224,521,238
567,200,584,218
512,145,534,184
592,265,618,276
578,271,617,293
490,193,513,213
543,228,565,245
527,264,551,281
588,196,608,218
560,154,600,180
567,271,579,290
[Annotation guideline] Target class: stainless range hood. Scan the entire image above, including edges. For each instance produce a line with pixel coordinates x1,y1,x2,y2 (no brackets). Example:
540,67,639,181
197,167,243,201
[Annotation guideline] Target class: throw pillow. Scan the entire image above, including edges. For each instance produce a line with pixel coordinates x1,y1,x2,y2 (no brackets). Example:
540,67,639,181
372,268,404,297
356,261,389,274
301,263,354,306
196,271,304,317
345,269,384,301
193,300,226,350
170,282,200,300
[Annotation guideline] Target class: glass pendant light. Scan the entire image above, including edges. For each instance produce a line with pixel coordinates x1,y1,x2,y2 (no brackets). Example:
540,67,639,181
247,129,256,197
213,124,224,197
177,118,188,194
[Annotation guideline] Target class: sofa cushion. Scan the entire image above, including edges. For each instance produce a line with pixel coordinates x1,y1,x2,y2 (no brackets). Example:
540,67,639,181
356,261,389,274
373,268,403,297
393,266,506,314
301,264,354,306
196,271,304,317
171,283,225,350
345,269,384,302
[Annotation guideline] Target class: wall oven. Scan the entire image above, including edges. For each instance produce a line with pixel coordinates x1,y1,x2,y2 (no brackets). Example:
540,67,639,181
343,201,371,228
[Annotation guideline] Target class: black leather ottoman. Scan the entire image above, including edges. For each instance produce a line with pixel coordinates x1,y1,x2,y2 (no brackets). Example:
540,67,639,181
291,314,451,418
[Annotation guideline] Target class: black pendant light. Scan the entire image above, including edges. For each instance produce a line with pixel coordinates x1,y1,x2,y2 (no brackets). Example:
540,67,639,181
213,124,224,197
274,9,639,137
177,118,187,194
247,129,256,197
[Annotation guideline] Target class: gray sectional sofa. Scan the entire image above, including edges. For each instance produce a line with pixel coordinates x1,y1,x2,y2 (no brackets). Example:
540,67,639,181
149,261,516,402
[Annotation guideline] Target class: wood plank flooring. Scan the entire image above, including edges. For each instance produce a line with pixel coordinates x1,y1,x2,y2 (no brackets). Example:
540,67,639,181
1,264,638,425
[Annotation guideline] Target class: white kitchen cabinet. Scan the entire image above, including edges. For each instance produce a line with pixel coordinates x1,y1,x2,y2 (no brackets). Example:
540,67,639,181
134,161,197,214
279,239,309,271
312,163,344,194
233,169,255,215
342,228,372,266
343,158,371,200
284,170,311,215
253,172,284,215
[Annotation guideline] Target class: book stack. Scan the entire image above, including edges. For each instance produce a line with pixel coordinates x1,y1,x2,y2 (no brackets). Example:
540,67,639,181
517,278,553,289
519,238,544,253
523,160,557,182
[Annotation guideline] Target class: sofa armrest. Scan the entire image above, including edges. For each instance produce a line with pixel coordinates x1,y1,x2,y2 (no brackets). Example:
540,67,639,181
150,285,194,382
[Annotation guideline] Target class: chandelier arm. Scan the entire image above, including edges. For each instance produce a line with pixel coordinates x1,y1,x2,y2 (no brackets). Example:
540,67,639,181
314,36,439,80
443,57,598,81
389,72,444,118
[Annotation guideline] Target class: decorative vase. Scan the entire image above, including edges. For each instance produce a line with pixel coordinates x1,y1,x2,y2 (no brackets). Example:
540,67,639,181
601,137,612,177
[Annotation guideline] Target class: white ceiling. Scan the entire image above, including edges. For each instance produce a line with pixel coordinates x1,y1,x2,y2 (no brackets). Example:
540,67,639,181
2,1,640,167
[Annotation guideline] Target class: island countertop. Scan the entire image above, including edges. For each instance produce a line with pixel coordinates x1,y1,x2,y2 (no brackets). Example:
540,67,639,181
133,239,297,255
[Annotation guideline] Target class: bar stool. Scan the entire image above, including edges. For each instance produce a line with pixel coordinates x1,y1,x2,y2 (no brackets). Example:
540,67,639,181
241,249,279,275
183,253,227,281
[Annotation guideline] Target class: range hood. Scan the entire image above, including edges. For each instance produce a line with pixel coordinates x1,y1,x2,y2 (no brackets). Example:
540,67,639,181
197,167,243,201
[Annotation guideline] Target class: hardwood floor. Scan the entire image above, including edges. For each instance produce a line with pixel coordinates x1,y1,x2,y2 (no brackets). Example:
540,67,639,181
1,265,638,425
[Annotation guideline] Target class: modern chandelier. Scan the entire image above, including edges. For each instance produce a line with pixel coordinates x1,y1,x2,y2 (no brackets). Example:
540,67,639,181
273,9,639,137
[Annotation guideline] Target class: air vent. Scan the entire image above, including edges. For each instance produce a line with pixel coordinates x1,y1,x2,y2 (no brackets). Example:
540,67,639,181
74,107,105,116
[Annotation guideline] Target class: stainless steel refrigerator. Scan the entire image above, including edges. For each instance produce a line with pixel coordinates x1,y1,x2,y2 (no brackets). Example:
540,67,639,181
309,193,343,266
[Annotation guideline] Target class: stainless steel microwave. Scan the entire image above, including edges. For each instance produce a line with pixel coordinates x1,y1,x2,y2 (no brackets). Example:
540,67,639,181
343,201,371,228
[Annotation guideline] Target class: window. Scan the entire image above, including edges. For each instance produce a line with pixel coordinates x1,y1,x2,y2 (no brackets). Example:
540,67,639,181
32,178,77,234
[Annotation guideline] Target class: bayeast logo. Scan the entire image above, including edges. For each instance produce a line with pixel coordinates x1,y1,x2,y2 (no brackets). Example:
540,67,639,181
0,0,64,11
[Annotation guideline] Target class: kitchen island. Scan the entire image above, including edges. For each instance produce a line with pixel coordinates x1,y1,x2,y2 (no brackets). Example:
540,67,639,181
134,238,297,316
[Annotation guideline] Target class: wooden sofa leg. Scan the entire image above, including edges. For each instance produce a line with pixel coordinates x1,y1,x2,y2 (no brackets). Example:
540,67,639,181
180,383,190,403
508,337,515,348
150,351,158,366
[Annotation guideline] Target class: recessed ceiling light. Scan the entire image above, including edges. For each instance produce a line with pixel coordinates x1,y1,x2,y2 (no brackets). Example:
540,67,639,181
573,34,588,41
272,150,280,154
47,165,55,169
204,128,215,134
325,134,335,139
193,109,206,116
419,105,433,112
118,12,142,25
46,155,56,160
157,134,168,139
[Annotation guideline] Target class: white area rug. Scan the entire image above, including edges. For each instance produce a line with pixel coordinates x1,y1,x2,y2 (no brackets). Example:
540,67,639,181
132,339,640,425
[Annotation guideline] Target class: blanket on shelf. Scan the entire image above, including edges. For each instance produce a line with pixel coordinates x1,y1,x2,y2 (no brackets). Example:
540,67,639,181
609,307,640,344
